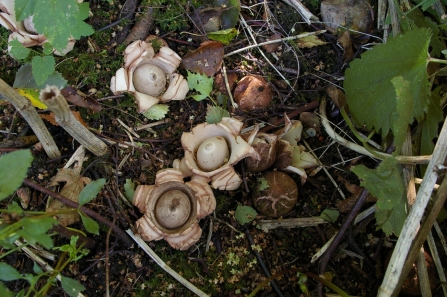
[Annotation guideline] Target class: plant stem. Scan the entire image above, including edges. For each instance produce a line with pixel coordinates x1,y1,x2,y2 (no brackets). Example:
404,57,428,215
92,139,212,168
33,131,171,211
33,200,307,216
428,57,447,65
0,78,61,158
40,85,110,157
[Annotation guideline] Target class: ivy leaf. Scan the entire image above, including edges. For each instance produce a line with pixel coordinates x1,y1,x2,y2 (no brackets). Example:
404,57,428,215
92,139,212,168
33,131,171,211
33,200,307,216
207,28,239,45
235,205,257,225
79,212,99,235
187,71,214,101
32,55,55,86
351,157,407,236
205,105,230,124
78,178,106,207
9,39,31,60
142,104,169,120
60,276,85,297
390,76,413,153
345,28,431,139
0,150,33,201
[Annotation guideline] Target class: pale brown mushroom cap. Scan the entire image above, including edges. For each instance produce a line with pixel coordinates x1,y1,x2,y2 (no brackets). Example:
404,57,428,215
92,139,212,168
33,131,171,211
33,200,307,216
233,75,272,111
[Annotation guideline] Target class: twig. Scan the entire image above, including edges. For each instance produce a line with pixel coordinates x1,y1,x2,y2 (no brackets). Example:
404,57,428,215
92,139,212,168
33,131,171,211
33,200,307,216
23,179,133,248
125,229,210,297
427,231,447,296
379,114,447,296
40,86,110,157
0,78,61,158
320,99,431,164
258,217,328,229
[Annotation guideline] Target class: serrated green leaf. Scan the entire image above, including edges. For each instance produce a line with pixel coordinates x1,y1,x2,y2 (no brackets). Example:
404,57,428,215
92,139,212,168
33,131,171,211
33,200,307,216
14,0,35,21
30,0,93,52
9,39,31,60
0,150,33,201
345,28,431,138
235,205,257,225
0,282,14,297
187,71,214,101
14,64,67,90
142,104,169,120
79,212,99,235
391,76,413,153
421,87,443,156
0,263,23,281
124,179,135,202
78,178,106,206
205,105,230,124
32,55,55,86
207,28,239,45
320,209,339,223
42,43,53,55
351,157,408,236
60,276,85,297
18,216,57,249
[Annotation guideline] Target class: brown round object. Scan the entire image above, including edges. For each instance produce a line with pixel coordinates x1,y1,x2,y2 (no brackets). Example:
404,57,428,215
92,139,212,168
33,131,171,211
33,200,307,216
155,190,191,229
233,75,272,111
252,171,298,217
133,63,166,96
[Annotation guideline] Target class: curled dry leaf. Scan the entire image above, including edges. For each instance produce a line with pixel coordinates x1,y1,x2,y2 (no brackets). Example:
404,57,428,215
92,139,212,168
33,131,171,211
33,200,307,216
61,86,102,112
46,168,91,226
182,41,224,77
263,32,282,53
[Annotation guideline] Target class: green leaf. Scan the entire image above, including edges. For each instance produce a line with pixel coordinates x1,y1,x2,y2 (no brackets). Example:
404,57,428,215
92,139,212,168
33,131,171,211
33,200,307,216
320,209,339,223
235,205,257,225
60,276,85,297
14,0,35,21
345,28,431,138
78,178,106,206
420,87,443,156
257,177,270,191
187,71,214,101
32,55,55,86
32,262,43,275
207,28,239,45
142,104,169,120
0,150,33,201
79,212,99,235
390,76,413,153
14,64,67,89
0,263,23,281
124,179,135,202
0,282,14,297
18,216,57,249
205,105,230,124
351,157,407,235
9,39,31,60
31,0,93,52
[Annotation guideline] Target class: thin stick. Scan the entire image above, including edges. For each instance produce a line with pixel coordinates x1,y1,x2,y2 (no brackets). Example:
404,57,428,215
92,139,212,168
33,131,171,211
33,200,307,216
40,86,109,157
258,217,328,229
427,231,447,296
320,99,431,164
224,30,326,57
379,115,447,296
0,78,61,158
125,229,209,297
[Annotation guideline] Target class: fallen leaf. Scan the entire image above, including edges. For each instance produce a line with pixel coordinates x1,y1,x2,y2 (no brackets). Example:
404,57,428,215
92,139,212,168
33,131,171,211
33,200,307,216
337,30,354,61
61,86,102,112
296,34,326,48
182,41,224,77
263,33,282,53
47,168,91,226
40,111,88,127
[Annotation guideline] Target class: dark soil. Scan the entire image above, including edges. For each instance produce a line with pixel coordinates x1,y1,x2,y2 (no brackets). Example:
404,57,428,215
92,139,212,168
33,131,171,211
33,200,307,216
0,0,446,297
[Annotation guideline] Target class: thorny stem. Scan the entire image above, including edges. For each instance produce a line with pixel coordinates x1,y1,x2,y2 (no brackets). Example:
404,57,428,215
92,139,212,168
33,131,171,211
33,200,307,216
23,179,133,248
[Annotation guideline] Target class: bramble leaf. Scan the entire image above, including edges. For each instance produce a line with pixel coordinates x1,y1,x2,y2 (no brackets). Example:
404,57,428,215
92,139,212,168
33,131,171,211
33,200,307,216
78,178,106,206
0,150,33,201
351,157,407,236
17,216,57,249
32,55,55,86
235,205,257,225
142,104,169,120
9,39,31,60
205,105,230,124
390,76,413,152
421,87,443,156
344,28,431,140
187,71,214,101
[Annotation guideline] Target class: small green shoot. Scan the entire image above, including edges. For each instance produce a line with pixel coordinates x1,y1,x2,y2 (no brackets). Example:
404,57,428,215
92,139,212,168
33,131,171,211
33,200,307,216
205,104,230,124
235,205,257,225
187,71,214,101
77,178,106,235
0,150,33,201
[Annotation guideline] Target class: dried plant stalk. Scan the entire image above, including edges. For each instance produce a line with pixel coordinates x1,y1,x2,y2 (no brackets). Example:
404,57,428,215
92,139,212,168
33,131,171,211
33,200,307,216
40,86,109,157
258,217,328,229
0,78,61,158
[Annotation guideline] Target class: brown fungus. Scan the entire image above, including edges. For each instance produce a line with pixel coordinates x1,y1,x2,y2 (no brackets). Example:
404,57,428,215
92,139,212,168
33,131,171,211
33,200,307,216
233,75,272,111
252,171,298,218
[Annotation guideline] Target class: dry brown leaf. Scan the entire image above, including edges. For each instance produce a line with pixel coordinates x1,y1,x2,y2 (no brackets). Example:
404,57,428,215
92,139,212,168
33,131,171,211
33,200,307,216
47,168,91,226
40,111,88,127
296,34,326,48
263,33,282,53
61,86,102,112
299,112,321,133
182,41,224,77
326,85,347,109
337,30,354,61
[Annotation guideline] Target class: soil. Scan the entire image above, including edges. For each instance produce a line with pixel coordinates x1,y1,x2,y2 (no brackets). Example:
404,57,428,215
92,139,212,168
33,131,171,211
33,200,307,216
0,0,446,297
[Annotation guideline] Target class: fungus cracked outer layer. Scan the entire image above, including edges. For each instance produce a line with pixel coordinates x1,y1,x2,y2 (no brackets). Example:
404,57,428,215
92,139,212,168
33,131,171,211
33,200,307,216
133,168,216,250
252,171,298,218
110,40,189,113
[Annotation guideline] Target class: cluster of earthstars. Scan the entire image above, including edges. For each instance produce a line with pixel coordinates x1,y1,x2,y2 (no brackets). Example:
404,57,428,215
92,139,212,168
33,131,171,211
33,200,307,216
109,40,320,250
